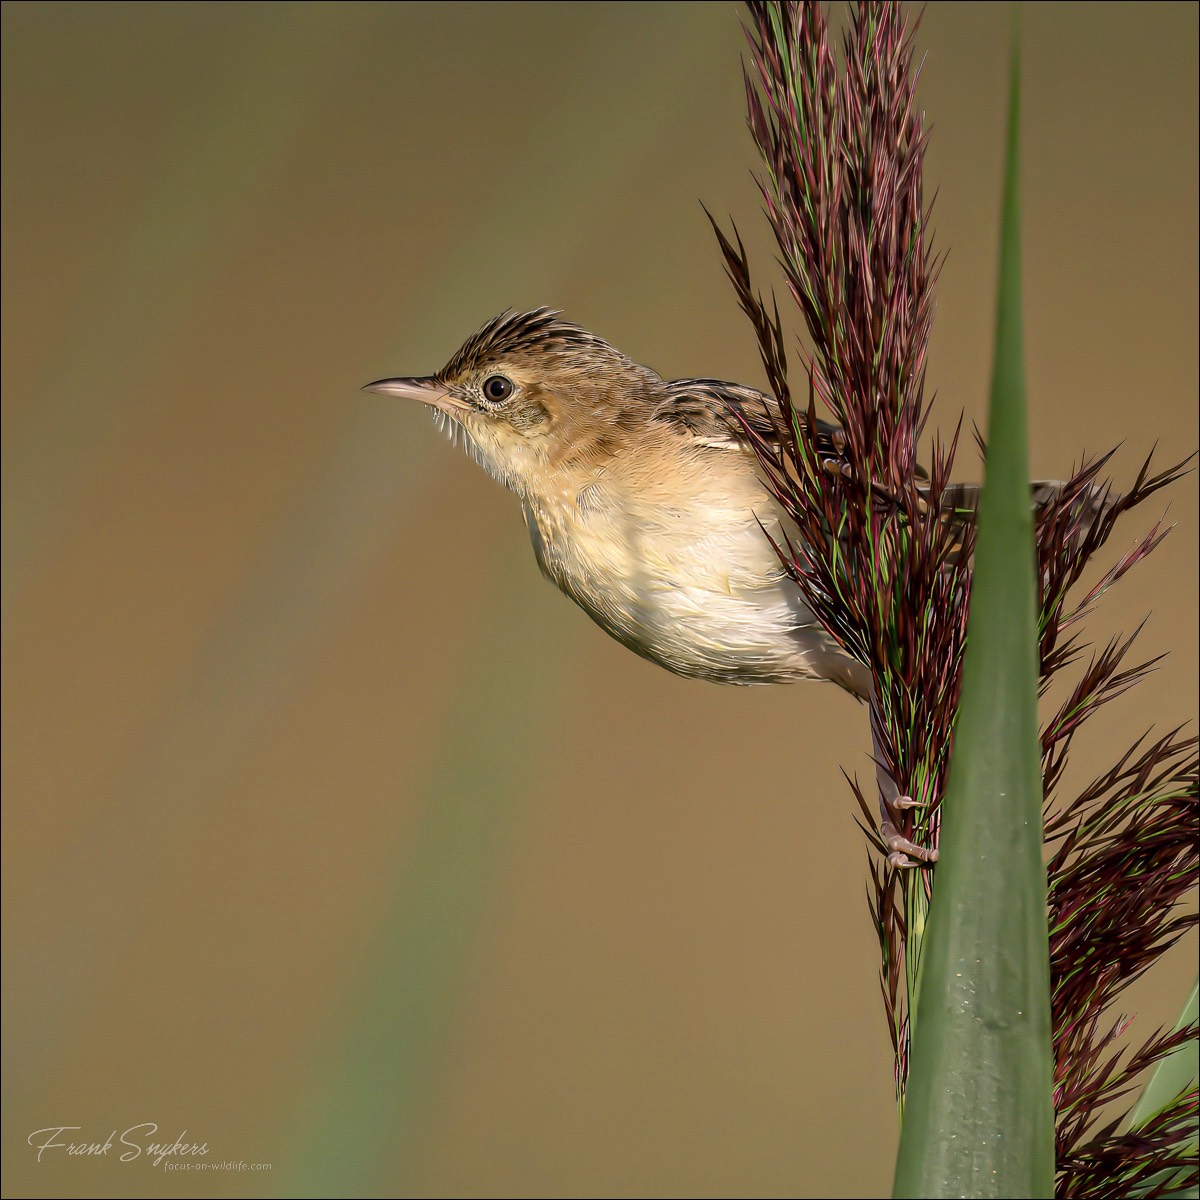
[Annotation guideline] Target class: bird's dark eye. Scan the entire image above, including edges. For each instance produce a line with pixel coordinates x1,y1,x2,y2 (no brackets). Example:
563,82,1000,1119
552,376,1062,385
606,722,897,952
482,375,514,404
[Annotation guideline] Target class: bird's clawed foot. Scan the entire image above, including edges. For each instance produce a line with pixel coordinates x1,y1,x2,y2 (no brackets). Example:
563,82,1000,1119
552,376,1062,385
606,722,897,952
870,705,938,869
881,817,939,868
881,790,938,867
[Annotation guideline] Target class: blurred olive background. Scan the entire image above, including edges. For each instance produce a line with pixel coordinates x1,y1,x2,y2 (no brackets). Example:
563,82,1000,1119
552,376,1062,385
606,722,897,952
2,3,1196,1197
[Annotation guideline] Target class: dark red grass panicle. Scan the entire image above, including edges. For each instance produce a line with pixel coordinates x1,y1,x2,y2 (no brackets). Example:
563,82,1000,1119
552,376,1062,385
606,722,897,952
714,1,1198,1188
715,0,968,1090
718,0,955,817
1056,1086,1199,1199
1036,449,1195,681
1046,731,1198,1194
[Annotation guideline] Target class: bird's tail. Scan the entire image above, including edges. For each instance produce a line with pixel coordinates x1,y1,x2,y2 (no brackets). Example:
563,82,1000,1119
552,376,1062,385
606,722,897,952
931,479,1115,556
936,478,1111,518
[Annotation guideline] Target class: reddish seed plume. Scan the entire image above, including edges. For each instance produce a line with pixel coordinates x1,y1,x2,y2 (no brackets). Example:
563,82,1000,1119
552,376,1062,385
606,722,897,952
713,3,1197,1190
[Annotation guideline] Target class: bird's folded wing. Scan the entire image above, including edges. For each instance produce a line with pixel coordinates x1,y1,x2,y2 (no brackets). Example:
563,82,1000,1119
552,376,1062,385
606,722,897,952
653,378,846,461
654,379,1109,539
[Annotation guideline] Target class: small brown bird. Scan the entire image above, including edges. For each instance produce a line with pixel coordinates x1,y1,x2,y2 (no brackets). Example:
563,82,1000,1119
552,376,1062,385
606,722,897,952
367,308,880,692
365,308,1035,686
366,308,1059,864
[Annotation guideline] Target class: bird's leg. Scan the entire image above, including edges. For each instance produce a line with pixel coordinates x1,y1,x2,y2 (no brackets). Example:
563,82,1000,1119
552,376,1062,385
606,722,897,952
870,697,938,869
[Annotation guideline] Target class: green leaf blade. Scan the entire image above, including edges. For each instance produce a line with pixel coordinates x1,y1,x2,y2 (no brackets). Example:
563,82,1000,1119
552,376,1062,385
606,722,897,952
1129,979,1199,1132
893,42,1056,1200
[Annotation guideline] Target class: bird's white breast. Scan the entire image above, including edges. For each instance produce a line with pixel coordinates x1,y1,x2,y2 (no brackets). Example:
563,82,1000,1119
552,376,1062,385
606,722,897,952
521,465,841,685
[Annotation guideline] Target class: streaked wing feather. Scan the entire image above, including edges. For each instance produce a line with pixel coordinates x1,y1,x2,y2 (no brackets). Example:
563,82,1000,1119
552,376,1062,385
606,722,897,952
654,378,846,461
655,381,1103,548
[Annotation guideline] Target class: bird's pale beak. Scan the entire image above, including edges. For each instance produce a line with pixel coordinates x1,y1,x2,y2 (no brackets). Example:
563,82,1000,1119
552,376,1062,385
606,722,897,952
361,376,470,413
